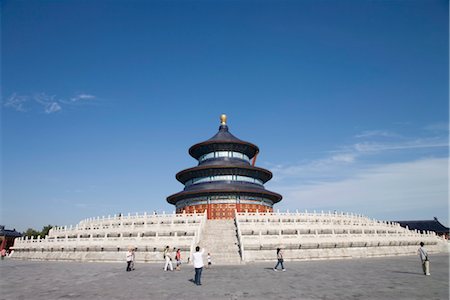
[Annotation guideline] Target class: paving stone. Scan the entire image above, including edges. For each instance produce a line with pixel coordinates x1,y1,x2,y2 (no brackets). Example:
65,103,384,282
0,254,448,300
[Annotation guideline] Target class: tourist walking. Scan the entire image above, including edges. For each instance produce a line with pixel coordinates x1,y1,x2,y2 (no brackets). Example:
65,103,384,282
163,245,173,271
192,246,205,285
175,248,182,270
206,253,212,269
126,247,133,272
418,242,430,275
130,247,136,270
273,248,286,271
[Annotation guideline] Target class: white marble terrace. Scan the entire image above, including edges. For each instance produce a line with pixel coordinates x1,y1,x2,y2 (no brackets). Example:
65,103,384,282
11,209,448,263
12,211,206,262
235,210,448,262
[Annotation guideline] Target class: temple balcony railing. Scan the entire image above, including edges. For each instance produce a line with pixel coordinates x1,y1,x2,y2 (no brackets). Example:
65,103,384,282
47,211,206,236
239,234,440,247
236,210,402,226
13,233,200,249
234,209,245,262
235,210,432,235
50,211,206,234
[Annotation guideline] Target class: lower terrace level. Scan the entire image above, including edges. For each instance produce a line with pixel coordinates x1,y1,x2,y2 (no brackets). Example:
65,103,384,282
1,254,448,300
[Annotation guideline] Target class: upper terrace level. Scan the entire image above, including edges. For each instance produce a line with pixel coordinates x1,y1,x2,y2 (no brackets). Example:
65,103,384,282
234,210,444,246
50,211,205,233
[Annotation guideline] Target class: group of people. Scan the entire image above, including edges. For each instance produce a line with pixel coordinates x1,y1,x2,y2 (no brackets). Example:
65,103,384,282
273,243,432,275
163,246,182,271
164,245,212,286
125,245,211,285
125,242,432,283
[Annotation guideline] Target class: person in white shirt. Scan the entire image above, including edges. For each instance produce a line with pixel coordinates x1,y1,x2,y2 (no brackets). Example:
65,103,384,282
164,245,173,271
126,247,133,272
192,246,205,285
418,242,430,275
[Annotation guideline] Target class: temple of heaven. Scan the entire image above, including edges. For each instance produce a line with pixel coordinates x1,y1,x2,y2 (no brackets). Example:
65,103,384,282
167,114,282,219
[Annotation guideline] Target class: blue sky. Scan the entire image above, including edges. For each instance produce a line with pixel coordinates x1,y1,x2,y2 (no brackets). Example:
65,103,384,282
1,0,448,232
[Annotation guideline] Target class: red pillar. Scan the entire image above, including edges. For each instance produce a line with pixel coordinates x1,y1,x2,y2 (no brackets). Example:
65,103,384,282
0,237,7,251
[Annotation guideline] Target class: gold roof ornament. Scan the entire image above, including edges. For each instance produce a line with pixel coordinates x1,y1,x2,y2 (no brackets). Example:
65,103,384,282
220,114,227,125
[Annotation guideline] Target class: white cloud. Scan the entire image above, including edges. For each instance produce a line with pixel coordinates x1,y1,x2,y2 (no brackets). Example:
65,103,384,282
266,124,449,224
34,93,56,105
4,92,97,114
351,125,448,154
354,130,399,138
423,122,448,132
271,157,448,224
45,102,62,114
268,153,358,185
269,125,448,185
3,93,28,112
331,153,355,163
353,138,447,153
34,93,62,114
70,94,96,102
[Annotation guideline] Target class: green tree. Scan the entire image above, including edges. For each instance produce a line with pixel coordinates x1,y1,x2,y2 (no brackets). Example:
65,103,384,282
22,225,56,238
23,228,40,238
40,225,54,237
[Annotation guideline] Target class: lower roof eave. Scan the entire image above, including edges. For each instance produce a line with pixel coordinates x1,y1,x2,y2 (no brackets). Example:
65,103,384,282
166,189,282,205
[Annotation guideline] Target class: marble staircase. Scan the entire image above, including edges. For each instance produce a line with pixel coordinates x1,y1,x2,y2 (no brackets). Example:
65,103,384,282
199,219,242,265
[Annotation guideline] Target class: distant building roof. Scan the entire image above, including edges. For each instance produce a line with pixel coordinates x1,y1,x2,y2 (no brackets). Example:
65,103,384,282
394,218,449,234
0,225,22,238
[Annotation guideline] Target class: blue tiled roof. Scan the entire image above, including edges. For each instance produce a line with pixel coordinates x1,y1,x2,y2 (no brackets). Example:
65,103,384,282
394,218,449,234
0,225,22,238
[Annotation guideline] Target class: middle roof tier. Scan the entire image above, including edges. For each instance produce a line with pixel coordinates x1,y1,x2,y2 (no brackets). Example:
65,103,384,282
176,165,273,184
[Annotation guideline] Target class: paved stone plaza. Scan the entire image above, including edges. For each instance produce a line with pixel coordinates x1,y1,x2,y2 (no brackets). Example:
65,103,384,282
1,254,448,300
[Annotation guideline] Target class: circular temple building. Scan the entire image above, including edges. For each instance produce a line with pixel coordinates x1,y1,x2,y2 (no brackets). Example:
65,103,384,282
167,115,282,219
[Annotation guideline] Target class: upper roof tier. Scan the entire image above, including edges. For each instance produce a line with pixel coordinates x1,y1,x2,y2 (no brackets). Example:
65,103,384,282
189,115,259,160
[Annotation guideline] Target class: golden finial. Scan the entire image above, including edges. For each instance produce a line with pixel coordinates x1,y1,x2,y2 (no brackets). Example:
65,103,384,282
220,114,227,125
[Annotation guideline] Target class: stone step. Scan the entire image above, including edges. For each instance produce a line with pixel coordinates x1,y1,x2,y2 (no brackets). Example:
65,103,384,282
198,219,243,265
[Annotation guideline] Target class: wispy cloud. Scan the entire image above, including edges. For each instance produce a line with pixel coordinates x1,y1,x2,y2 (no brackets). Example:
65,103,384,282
70,93,96,102
331,153,355,163
268,152,358,184
46,102,62,114
3,93,28,112
34,93,61,114
353,138,447,153
273,158,448,224
423,122,448,132
352,126,448,153
270,129,447,183
265,125,449,224
354,130,399,138
3,92,97,114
